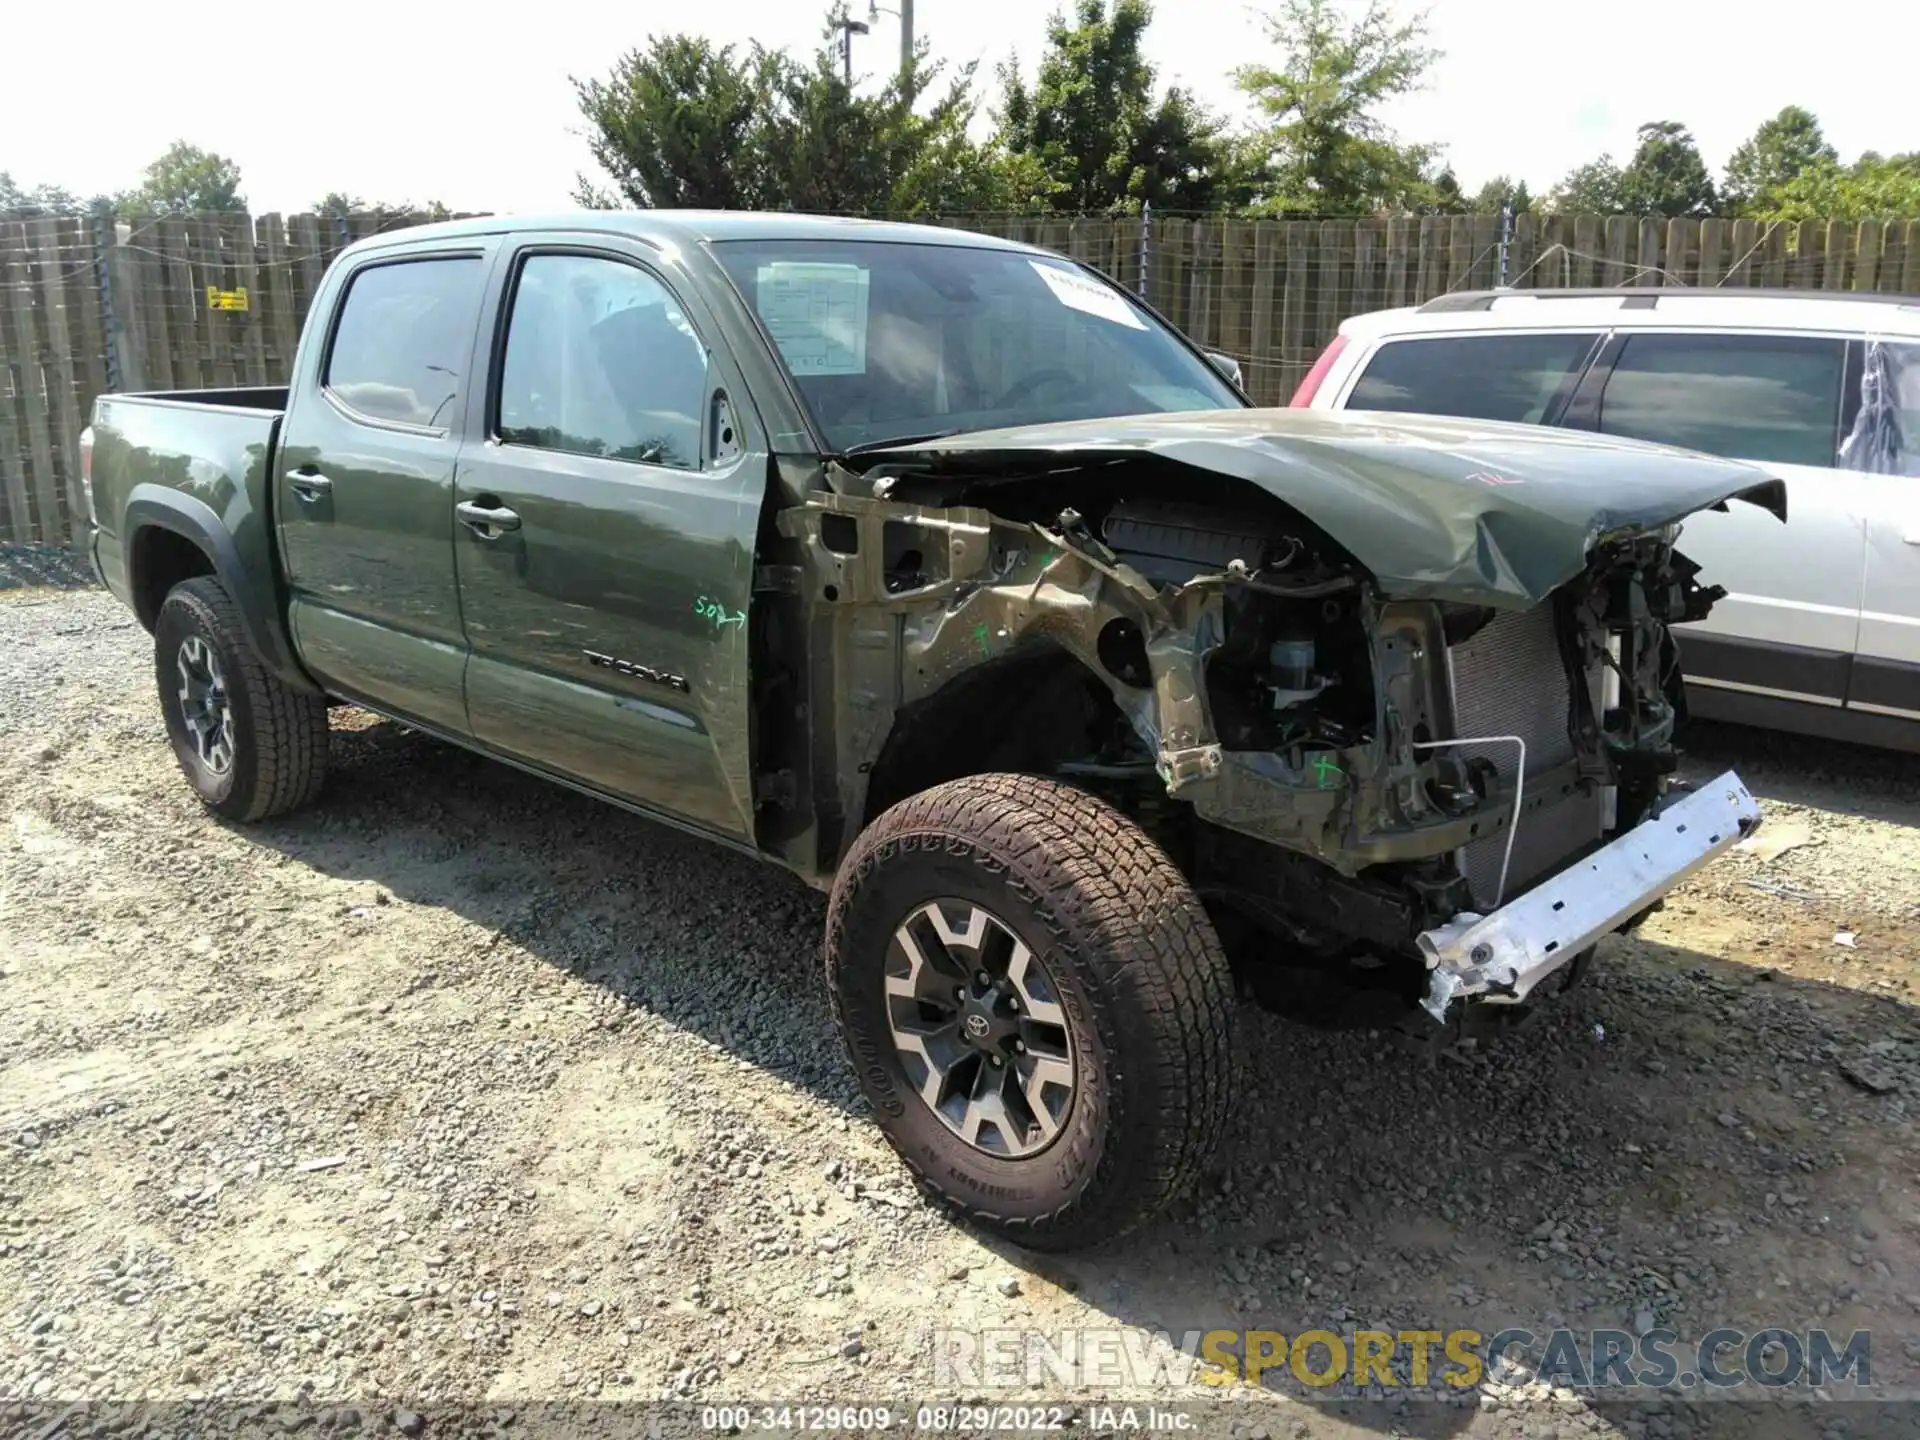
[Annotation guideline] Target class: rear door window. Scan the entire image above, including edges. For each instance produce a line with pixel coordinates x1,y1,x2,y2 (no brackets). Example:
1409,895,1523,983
325,257,485,428
1347,332,1599,424
1597,332,1846,467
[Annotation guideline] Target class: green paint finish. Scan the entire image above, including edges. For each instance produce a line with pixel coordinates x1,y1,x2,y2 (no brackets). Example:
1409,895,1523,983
858,410,1788,609
453,437,763,841
291,598,469,735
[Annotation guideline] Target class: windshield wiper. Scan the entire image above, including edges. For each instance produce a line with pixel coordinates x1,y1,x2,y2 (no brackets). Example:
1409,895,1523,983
838,428,964,457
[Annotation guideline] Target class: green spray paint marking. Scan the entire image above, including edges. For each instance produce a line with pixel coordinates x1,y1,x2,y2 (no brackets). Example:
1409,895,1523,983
694,596,747,630
972,622,993,657
1311,753,1344,789
1037,548,1059,568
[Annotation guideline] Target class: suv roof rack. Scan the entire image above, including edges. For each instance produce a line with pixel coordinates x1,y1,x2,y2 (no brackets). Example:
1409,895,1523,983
1417,287,1920,314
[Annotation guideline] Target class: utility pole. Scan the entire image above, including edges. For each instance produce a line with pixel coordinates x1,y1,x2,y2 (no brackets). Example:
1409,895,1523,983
868,2,915,86
835,12,869,87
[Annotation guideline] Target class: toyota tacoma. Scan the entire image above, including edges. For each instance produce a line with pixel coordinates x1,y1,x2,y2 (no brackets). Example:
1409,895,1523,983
80,212,1779,1249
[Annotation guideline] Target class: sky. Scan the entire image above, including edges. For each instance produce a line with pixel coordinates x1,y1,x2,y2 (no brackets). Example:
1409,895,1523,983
6,0,1916,214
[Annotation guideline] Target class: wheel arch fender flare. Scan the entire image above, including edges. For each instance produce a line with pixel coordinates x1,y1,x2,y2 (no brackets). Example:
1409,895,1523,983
126,485,322,696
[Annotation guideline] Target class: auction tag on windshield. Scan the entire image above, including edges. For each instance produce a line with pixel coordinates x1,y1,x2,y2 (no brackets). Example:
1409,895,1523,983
755,262,870,375
1029,261,1146,330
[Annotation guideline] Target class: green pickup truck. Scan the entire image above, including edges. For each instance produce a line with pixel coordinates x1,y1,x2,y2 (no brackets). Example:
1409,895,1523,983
83,211,1778,1249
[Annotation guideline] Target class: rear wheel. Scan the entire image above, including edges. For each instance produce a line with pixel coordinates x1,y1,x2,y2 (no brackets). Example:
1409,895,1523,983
826,774,1236,1250
154,577,329,821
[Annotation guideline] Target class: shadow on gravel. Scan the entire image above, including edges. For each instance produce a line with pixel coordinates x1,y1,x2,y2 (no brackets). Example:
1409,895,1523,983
0,541,99,592
1678,716,1920,827
250,712,862,1112
235,714,1917,1437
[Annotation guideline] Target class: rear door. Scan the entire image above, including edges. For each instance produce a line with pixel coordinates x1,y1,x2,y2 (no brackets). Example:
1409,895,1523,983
452,237,765,841
278,243,492,733
1843,336,1920,721
1570,329,1862,711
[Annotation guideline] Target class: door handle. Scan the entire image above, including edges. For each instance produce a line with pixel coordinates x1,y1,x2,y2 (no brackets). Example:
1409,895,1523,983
289,471,333,501
457,499,522,537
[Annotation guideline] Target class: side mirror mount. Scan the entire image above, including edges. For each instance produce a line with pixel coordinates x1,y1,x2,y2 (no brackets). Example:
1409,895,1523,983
1205,351,1244,390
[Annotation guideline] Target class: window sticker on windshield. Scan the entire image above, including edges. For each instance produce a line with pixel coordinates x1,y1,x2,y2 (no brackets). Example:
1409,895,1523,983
755,263,870,375
1028,261,1146,330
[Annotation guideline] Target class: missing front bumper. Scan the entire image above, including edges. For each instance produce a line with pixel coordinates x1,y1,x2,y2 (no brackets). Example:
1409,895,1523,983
1415,770,1761,1021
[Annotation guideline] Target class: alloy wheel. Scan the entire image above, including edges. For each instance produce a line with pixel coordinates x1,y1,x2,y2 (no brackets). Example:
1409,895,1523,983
882,900,1076,1158
175,635,235,775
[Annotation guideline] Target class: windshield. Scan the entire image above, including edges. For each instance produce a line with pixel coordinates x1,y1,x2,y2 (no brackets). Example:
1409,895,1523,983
712,239,1243,452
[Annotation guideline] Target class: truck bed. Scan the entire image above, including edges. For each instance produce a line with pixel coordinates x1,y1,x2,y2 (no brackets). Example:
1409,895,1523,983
86,388,287,644
109,386,290,414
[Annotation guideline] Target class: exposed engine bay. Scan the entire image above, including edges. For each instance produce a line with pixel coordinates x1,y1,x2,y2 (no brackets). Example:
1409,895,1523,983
760,417,1778,1035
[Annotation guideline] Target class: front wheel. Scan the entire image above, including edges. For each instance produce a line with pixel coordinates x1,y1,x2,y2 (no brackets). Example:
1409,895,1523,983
154,577,329,821
825,775,1236,1250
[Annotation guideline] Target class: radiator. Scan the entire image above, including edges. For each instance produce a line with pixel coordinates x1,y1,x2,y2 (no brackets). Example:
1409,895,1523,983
1446,607,1606,909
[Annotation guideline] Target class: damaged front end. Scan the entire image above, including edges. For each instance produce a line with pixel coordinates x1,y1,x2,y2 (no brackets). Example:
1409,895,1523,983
772,412,1780,1032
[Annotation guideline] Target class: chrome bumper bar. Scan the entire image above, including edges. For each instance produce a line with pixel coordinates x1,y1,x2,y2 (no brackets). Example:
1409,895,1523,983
1416,770,1760,1021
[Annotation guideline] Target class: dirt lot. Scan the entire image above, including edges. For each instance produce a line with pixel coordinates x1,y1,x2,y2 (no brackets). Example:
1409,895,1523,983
4,583,1919,1439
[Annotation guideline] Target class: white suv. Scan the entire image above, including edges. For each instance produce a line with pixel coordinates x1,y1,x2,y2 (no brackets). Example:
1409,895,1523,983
1293,289,1920,751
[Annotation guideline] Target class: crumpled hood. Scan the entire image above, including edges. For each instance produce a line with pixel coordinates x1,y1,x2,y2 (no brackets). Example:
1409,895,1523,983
857,408,1787,607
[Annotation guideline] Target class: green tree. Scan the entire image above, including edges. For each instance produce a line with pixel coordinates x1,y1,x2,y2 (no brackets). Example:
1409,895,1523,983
0,172,111,216
1,172,74,214
575,8,1034,216
1417,166,1466,213
1544,156,1626,213
1471,174,1532,214
997,0,1229,213
1722,106,1838,215
573,35,774,209
1233,0,1441,215
310,193,454,221
762,24,1034,214
1617,121,1715,216
123,141,245,215
1758,152,1920,220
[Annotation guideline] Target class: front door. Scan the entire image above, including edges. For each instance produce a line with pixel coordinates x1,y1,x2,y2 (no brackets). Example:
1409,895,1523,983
453,242,765,841
277,246,492,733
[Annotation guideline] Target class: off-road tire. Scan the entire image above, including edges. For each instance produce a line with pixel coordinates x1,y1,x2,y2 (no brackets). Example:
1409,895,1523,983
826,774,1237,1250
154,577,329,821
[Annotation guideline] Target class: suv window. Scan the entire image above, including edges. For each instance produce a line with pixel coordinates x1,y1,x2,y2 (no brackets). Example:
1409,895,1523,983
497,253,707,470
1348,332,1598,424
326,257,484,428
1840,339,1920,476
1598,332,1845,468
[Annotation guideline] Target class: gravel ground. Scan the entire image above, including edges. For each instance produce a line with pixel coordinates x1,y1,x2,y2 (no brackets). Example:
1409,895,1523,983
3,585,1919,1439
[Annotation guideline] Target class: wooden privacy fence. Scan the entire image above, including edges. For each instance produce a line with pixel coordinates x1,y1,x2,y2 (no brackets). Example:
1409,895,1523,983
5,208,1920,546
0,209,455,548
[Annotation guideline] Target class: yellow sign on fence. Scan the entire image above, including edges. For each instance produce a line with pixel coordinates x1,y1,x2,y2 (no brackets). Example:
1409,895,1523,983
205,285,250,312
